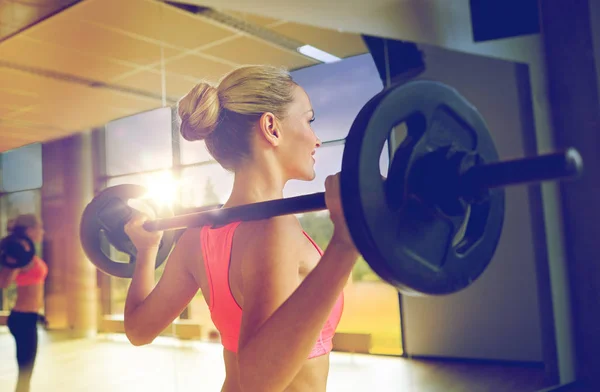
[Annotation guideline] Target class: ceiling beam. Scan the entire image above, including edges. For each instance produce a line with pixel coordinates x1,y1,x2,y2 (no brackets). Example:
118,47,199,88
0,0,83,44
163,1,320,62
0,60,177,105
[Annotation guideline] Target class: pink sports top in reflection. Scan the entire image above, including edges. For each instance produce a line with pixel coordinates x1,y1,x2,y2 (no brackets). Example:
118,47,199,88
15,256,48,287
200,221,344,359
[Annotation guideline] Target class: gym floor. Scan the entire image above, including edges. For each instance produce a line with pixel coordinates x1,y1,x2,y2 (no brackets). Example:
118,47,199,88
0,328,549,392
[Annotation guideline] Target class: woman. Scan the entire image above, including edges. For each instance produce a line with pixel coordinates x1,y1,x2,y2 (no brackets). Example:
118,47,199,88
0,214,47,392
123,65,359,391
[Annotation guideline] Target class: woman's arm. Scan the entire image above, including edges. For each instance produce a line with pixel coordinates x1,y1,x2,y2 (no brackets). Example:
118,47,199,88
236,216,359,392
0,267,18,289
123,227,201,346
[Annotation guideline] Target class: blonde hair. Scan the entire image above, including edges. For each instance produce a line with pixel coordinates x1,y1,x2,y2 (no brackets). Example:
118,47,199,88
177,65,297,171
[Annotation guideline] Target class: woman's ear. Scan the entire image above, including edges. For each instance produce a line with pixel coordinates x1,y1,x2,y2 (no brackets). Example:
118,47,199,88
258,112,282,147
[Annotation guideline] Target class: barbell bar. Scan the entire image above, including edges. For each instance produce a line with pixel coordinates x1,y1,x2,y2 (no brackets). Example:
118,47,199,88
143,148,580,232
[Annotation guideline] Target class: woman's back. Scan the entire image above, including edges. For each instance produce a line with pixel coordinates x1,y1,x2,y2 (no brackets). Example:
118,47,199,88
13,257,47,313
191,216,344,391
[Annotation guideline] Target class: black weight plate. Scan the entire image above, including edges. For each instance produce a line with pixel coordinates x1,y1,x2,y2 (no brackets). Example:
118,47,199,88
80,184,176,278
0,232,35,269
341,80,505,296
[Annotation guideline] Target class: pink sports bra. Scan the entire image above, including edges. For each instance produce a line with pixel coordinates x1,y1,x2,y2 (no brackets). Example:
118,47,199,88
200,221,344,359
15,256,48,287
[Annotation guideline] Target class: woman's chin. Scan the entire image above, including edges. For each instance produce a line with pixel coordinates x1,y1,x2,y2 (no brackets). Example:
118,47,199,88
295,172,316,182
288,165,316,182
306,168,317,181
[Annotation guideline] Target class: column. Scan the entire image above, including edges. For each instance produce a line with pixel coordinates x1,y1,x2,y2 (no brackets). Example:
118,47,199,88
42,132,97,337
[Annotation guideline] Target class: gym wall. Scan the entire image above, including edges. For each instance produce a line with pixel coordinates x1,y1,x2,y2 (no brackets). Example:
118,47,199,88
398,44,543,362
592,4,600,94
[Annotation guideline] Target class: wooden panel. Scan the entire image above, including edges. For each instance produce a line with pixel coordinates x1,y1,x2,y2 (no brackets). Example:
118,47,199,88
0,109,33,120
0,104,22,118
333,332,372,354
159,53,236,82
0,68,78,99
271,22,368,58
0,87,40,108
201,35,317,70
114,69,199,98
0,136,40,153
0,0,373,152
0,106,11,117
0,123,74,152
0,122,67,139
99,318,126,333
0,68,158,110
66,0,236,50
0,67,161,137
11,101,130,131
174,322,203,340
0,125,39,138
24,19,181,66
75,88,160,113
0,36,136,83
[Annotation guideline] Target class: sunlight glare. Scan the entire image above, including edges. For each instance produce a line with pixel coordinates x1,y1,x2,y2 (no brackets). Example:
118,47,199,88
140,171,180,209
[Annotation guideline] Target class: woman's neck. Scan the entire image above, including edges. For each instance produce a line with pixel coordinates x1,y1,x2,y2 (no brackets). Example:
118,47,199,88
225,161,287,208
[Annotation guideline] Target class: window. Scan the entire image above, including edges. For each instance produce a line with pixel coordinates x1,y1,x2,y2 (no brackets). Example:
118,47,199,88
102,171,176,318
0,143,43,192
179,138,213,166
284,142,389,198
107,170,178,210
105,107,173,176
179,162,234,337
290,54,402,355
179,163,234,208
292,54,385,142
102,107,177,318
294,140,401,355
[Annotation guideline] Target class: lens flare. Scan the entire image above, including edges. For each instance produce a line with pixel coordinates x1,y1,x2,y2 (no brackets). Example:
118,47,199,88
140,171,180,209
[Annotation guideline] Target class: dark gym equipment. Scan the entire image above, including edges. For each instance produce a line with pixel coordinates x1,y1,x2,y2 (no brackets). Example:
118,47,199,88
79,80,583,295
0,227,36,269
79,184,177,278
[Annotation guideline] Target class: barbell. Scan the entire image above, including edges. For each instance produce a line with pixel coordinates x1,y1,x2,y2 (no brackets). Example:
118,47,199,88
79,80,583,296
0,227,36,269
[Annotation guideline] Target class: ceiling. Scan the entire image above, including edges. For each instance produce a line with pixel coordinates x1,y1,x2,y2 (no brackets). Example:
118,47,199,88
0,0,369,152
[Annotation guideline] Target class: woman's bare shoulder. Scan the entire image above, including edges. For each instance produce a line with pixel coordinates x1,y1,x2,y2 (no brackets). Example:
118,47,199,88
236,215,305,251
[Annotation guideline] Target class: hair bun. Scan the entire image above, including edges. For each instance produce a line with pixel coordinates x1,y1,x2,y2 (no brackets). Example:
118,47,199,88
178,82,221,141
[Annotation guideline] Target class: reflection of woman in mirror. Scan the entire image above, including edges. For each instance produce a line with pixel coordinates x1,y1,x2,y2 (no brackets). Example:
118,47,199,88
0,214,47,392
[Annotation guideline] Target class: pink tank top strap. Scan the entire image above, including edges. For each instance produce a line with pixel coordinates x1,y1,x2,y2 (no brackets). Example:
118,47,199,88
200,222,243,311
200,222,244,352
